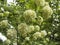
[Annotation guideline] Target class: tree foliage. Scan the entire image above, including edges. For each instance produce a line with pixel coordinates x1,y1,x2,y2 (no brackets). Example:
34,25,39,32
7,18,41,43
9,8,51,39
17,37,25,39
0,0,60,45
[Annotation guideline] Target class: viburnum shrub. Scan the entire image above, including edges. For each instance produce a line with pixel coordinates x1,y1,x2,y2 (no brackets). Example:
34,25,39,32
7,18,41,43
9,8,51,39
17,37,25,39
0,0,60,45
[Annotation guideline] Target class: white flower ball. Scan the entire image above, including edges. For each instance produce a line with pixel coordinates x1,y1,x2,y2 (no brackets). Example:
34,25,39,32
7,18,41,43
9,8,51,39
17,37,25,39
23,10,36,22
18,23,28,37
0,20,9,27
41,30,47,37
42,5,53,19
33,32,41,40
7,29,17,39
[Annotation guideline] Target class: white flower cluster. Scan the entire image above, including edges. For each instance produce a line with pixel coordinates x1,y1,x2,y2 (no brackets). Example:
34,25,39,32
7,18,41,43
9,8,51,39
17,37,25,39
18,23,28,37
41,30,47,37
23,9,44,25
23,10,36,22
33,32,41,40
33,30,47,40
0,20,9,28
7,29,17,39
42,5,53,19
18,23,41,38
35,0,53,20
